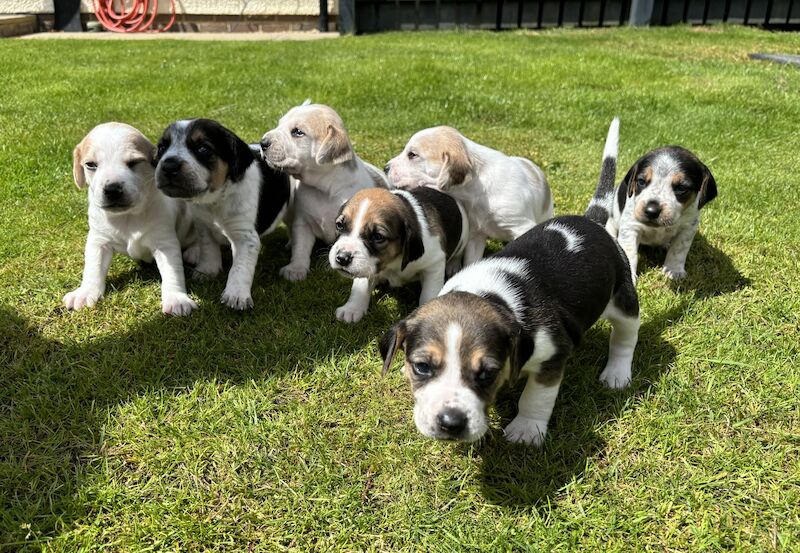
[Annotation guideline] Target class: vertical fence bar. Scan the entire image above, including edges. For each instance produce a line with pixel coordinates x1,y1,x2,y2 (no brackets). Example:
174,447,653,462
414,0,420,29
537,0,544,27
787,0,795,24
435,0,441,29
744,0,753,24
599,0,607,25
702,0,710,23
765,0,774,24
558,0,566,25
660,0,670,24
619,0,629,25
579,0,587,26
319,0,329,31
722,0,732,21
496,0,505,29
517,0,525,27
681,0,690,22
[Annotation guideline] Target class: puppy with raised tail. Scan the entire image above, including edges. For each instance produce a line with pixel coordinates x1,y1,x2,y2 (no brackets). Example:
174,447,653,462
384,126,553,266
65,122,197,316
155,119,291,310
380,122,639,446
588,119,718,283
329,187,468,323
260,101,389,282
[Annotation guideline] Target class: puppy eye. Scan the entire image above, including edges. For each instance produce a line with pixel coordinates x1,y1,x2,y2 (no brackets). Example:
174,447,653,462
127,159,142,169
291,128,305,138
411,361,432,377
84,161,97,171
636,177,647,190
371,232,386,243
476,366,497,385
407,151,417,160
156,143,167,157
196,145,211,157
335,218,346,232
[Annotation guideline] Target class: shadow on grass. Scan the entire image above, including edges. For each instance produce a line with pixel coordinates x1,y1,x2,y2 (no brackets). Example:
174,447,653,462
638,233,751,299
474,299,690,507
0,233,389,548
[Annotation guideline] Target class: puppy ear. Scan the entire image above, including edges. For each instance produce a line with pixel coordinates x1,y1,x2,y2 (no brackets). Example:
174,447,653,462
698,163,717,209
226,129,256,182
437,148,473,190
72,139,87,189
509,331,534,383
401,219,425,271
379,320,407,376
315,124,354,166
623,162,640,197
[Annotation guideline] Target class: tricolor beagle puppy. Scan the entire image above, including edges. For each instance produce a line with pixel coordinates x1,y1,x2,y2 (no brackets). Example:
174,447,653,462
384,126,553,266
380,125,640,446
260,102,388,282
155,118,291,310
588,119,718,283
65,122,197,316
329,187,468,323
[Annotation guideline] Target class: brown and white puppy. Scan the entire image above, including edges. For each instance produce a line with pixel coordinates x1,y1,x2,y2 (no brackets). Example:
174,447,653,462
589,121,717,283
155,119,291,310
329,187,468,323
65,122,197,315
384,126,553,266
260,101,388,282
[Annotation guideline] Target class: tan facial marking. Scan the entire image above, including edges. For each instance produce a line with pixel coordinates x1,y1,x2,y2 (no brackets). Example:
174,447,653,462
414,126,472,188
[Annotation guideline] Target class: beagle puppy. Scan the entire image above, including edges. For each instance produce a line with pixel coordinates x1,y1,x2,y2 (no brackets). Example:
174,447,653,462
260,102,388,282
384,126,554,266
329,186,468,323
155,118,291,310
589,119,718,283
65,122,197,316
380,131,639,446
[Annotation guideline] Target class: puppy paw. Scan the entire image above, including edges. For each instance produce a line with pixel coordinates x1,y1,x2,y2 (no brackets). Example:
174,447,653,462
503,416,547,446
162,292,197,316
279,263,309,282
63,287,104,310
662,265,687,280
221,290,254,311
599,363,631,390
335,303,367,323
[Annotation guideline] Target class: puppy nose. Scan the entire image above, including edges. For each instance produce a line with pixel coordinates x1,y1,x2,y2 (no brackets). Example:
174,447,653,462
644,201,661,219
260,137,272,151
383,163,390,175
437,408,467,436
160,157,181,176
103,182,124,201
335,251,353,267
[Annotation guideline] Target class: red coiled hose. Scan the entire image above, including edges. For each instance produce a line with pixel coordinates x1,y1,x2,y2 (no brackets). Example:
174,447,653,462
94,0,176,33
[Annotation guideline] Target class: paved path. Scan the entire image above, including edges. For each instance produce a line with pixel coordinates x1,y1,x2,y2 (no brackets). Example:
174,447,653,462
17,30,338,41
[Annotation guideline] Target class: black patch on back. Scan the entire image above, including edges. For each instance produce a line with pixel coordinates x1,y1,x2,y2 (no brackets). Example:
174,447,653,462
409,187,463,257
255,160,291,235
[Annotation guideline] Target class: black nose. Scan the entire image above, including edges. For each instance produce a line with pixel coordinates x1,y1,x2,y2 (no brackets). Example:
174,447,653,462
383,163,390,175
335,251,353,267
260,138,271,151
103,182,124,201
160,157,182,176
644,201,661,219
437,408,467,436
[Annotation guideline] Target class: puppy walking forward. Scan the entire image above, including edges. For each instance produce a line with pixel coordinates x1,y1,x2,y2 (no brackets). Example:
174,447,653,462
380,120,640,446
65,123,197,316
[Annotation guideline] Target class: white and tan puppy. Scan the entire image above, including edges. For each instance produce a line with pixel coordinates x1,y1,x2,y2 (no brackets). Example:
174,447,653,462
329,187,468,323
385,126,554,266
260,102,388,282
65,122,197,316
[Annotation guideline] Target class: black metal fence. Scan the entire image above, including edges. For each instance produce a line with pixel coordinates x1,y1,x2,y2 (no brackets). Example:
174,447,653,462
348,0,798,32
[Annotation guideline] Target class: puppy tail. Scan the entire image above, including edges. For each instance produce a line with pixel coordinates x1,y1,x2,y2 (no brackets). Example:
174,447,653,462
585,117,619,226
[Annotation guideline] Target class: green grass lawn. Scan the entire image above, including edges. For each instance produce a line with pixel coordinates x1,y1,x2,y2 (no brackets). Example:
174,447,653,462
1,25,799,551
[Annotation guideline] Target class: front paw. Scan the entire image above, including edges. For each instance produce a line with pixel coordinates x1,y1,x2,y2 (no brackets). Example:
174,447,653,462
599,363,631,390
221,288,254,310
279,263,309,282
162,292,198,316
63,287,104,310
662,265,687,280
335,303,367,323
503,415,548,446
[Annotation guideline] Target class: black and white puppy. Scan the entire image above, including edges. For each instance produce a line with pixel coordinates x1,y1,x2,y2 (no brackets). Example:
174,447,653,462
155,119,291,310
329,187,468,323
589,119,718,283
380,128,640,446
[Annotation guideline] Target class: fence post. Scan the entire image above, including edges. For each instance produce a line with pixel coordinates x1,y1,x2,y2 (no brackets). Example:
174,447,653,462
320,0,329,31
629,0,654,25
54,0,82,31
339,0,356,34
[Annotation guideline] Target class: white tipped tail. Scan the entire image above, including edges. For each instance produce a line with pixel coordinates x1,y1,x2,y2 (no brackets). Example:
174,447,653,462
585,117,620,226
603,117,619,161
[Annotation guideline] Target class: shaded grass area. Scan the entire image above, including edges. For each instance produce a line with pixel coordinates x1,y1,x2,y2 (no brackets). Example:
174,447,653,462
1,25,799,550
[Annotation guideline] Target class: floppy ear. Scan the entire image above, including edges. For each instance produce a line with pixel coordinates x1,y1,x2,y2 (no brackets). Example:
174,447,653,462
379,320,407,376
72,139,87,189
226,129,256,182
401,220,425,271
436,148,473,190
315,124,354,166
509,332,534,383
623,162,640,197
698,163,717,209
